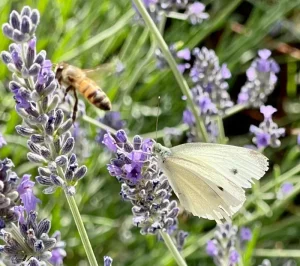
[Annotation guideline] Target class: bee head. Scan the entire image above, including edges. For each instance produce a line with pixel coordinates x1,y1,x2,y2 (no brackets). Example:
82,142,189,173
55,62,68,82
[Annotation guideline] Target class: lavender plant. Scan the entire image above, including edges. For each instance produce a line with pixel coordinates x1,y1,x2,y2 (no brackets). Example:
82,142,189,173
206,223,252,266
1,6,97,266
103,129,188,262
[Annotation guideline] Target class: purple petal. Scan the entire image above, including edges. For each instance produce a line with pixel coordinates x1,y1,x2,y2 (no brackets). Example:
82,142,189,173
177,48,191,61
246,67,256,81
260,105,277,119
220,64,231,79
188,2,205,14
102,133,117,152
258,49,271,59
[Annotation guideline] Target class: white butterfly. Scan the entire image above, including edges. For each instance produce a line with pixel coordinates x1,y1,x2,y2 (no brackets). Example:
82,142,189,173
153,142,269,224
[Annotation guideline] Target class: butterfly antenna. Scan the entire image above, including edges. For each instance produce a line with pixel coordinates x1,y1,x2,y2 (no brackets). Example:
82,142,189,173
155,96,161,142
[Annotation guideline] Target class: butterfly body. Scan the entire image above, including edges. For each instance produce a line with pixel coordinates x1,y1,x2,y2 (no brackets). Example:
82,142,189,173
153,143,269,223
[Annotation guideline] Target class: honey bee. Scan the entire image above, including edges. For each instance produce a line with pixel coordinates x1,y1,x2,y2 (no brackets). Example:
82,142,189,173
55,62,112,121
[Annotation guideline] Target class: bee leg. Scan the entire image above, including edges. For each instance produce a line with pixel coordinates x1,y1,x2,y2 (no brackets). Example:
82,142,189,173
63,86,73,102
72,89,79,123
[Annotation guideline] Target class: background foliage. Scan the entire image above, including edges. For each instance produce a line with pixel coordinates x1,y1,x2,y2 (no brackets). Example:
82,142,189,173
1,0,300,265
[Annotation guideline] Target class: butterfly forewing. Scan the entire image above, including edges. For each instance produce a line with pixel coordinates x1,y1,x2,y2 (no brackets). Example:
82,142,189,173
162,156,246,223
158,143,269,223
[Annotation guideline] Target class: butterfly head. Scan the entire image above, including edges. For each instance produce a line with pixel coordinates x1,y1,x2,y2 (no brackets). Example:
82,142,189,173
153,143,171,161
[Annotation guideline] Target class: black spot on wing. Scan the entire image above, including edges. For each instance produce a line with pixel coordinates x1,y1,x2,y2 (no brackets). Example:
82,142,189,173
231,168,238,175
218,186,224,191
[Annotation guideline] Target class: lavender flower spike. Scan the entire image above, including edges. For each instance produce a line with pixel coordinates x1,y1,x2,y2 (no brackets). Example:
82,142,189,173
1,6,87,195
238,49,279,107
104,130,186,244
0,211,57,265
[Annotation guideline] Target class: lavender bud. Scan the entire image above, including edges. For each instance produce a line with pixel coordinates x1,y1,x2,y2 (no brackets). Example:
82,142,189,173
20,16,31,34
74,166,87,180
167,208,179,219
45,120,54,135
27,140,41,154
104,256,113,266
40,147,51,160
57,119,73,135
28,63,40,76
30,9,40,25
10,11,21,30
21,6,31,17
54,109,64,129
15,125,36,136
34,50,46,65
38,167,51,176
36,176,53,186
48,162,57,173
50,175,64,187
0,51,12,64
27,152,47,164
116,130,127,143
2,23,13,38
48,94,59,110
41,96,49,112
31,134,44,144
12,29,25,43
65,170,74,181
7,62,18,72
55,155,68,166
66,186,76,195
43,186,57,194
42,238,56,250
37,218,51,236
133,135,142,149
61,137,74,155
43,80,57,96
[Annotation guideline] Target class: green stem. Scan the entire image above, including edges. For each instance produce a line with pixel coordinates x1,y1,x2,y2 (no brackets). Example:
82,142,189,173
56,166,98,266
223,104,247,118
64,192,99,266
132,0,209,142
216,116,226,144
160,231,188,266
253,249,300,258
82,115,117,134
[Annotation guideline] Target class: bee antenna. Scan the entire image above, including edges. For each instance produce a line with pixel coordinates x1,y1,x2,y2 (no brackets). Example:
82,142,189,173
155,96,160,143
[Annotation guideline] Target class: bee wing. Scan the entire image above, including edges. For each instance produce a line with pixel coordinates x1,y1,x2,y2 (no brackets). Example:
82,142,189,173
83,59,121,84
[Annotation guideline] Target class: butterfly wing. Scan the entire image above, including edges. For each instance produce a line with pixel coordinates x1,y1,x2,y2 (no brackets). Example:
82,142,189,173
159,143,268,223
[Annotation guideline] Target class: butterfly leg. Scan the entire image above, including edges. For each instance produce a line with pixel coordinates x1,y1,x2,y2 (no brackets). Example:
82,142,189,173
63,86,73,102
72,89,79,123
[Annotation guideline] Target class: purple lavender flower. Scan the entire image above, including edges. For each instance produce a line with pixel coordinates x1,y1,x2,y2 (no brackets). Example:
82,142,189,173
0,132,6,148
238,49,279,107
297,134,300,145
250,105,285,149
104,256,113,266
186,2,209,25
104,130,181,236
240,227,252,241
277,182,294,199
229,250,239,264
17,174,40,213
49,231,66,266
206,240,218,256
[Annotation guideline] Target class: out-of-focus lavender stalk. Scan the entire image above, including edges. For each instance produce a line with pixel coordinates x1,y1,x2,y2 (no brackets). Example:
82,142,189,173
0,6,98,266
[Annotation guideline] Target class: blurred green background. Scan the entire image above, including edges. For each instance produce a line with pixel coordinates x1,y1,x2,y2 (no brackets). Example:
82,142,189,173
1,0,300,265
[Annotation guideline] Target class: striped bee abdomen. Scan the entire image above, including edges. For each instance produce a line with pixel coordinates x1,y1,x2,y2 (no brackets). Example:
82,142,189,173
77,78,111,111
